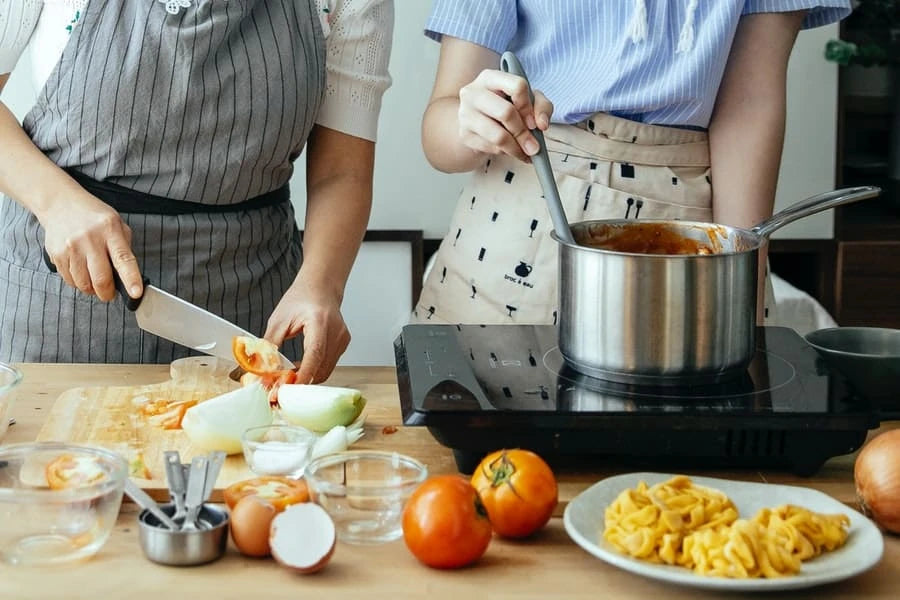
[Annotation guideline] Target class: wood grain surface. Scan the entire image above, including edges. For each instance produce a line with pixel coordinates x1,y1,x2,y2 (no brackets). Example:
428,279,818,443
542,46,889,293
4,363,899,600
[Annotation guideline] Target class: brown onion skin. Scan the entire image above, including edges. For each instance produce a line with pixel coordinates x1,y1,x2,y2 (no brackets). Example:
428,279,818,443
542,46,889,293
855,429,900,534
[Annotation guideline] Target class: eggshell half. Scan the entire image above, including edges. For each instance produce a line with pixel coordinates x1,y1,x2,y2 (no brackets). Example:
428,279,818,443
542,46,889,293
270,503,336,573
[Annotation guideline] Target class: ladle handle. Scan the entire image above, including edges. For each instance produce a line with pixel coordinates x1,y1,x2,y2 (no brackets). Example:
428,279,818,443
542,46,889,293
751,186,881,240
500,52,575,245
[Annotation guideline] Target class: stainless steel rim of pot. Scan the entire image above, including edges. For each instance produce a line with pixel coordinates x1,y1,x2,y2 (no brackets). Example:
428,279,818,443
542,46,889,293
552,185,881,253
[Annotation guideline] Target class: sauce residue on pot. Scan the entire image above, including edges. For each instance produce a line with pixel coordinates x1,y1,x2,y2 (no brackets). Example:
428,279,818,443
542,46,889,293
576,223,728,255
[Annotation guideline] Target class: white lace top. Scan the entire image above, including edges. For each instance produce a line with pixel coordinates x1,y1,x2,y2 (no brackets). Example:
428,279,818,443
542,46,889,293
0,0,393,141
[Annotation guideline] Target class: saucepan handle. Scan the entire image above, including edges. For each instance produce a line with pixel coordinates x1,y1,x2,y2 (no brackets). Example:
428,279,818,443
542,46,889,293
751,186,881,240
42,247,147,311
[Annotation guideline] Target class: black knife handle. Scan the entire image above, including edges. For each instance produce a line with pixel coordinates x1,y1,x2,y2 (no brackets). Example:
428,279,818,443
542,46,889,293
42,248,147,311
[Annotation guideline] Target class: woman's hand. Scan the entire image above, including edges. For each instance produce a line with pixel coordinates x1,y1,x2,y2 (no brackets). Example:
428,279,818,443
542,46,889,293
457,69,554,163
422,37,555,173
264,279,350,384
40,190,143,301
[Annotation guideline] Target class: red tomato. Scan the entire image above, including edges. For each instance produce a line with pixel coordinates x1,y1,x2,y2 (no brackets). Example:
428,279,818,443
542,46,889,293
232,335,284,375
402,475,492,569
470,449,558,538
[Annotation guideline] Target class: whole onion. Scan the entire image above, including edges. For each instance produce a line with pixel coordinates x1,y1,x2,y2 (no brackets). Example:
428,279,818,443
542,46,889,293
855,429,900,534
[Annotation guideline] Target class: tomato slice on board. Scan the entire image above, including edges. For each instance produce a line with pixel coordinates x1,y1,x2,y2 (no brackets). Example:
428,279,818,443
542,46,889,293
45,454,109,490
223,476,309,512
232,336,286,375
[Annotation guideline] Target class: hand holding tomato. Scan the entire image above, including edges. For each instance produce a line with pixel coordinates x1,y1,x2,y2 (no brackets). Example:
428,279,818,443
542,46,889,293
402,475,492,569
471,449,557,538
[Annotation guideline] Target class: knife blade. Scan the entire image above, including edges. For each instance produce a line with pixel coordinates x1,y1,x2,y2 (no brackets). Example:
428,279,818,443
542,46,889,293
42,249,294,369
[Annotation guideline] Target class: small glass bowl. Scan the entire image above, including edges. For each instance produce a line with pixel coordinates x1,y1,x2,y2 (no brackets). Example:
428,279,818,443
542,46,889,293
0,442,128,566
0,362,23,442
241,424,317,478
304,450,428,545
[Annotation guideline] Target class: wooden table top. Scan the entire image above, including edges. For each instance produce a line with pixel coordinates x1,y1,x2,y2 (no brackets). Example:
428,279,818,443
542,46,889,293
3,363,898,599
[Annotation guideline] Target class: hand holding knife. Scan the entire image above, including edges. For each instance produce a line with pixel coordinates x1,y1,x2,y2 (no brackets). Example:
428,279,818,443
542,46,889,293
42,249,294,369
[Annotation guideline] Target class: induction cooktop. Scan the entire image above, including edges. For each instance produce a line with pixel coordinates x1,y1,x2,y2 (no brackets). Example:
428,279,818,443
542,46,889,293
394,325,882,476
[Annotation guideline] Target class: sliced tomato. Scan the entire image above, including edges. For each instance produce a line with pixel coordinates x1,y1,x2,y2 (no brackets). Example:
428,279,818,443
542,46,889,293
232,335,285,375
240,369,296,407
223,476,309,512
139,397,198,430
45,454,109,490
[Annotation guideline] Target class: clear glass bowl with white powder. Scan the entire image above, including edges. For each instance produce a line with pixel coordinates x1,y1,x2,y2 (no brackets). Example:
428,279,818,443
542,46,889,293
241,424,317,478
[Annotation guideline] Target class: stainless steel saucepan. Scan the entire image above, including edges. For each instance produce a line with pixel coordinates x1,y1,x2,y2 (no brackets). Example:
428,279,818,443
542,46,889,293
550,186,881,385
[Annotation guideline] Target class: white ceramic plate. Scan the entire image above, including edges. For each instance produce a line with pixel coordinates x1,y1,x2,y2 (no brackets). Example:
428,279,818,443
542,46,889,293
563,472,883,592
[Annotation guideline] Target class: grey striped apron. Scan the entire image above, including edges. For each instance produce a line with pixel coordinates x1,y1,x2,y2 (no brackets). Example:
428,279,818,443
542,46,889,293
0,0,325,363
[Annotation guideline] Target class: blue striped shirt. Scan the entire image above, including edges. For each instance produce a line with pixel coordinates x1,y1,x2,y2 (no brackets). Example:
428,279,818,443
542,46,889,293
426,0,851,128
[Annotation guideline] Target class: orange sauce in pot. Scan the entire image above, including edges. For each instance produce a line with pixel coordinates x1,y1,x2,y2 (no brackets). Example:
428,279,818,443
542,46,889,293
576,223,728,255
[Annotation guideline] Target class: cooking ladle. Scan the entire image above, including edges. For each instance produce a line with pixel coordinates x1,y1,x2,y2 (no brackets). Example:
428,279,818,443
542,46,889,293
500,51,576,245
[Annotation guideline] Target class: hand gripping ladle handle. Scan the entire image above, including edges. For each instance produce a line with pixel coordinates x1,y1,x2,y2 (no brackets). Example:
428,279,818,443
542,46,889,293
500,51,575,246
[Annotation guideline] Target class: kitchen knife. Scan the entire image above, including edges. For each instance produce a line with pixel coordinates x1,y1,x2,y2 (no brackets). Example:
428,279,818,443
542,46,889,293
42,250,294,368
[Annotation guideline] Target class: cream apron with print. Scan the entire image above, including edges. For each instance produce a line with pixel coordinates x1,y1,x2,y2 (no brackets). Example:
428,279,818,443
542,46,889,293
414,112,776,325
0,0,326,363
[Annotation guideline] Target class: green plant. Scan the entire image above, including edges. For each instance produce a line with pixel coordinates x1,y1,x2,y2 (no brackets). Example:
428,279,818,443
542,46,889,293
824,0,900,67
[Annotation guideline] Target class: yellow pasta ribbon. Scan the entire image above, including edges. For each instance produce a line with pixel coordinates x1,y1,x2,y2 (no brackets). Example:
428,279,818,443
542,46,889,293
602,477,850,579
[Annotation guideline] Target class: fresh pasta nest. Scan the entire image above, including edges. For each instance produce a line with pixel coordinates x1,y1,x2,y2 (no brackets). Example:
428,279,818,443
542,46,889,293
603,475,850,579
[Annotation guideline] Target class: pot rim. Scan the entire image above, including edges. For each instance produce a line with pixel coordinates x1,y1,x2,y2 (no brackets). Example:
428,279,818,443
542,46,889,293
552,219,762,258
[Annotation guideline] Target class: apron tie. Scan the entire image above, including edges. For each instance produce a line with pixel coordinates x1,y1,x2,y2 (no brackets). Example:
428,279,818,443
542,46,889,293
629,1,700,54
628,0,648,44
676,0,699,54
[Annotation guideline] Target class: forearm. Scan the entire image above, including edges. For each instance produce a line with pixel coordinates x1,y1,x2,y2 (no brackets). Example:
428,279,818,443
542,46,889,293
298,126,374,302
708,12,805,228
0,98,83,222
422,96,486,173
299,175,371,302
708,98,785,228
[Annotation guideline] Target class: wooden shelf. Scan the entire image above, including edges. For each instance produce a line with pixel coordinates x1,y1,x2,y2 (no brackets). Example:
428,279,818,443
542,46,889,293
842,94,895,116
835,177,900,241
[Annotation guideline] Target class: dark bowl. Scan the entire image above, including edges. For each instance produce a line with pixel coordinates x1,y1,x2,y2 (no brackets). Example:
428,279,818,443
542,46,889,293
805,327,900,407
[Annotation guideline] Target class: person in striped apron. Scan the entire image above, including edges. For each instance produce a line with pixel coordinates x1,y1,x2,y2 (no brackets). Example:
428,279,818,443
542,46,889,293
0,0,393,383
412,0,850,327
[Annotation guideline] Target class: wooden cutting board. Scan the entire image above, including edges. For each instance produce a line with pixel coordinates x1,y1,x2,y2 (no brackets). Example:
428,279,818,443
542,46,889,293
35,357,256,501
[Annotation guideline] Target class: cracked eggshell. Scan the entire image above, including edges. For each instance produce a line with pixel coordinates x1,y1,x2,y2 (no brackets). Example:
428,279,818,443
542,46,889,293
269,502,336,574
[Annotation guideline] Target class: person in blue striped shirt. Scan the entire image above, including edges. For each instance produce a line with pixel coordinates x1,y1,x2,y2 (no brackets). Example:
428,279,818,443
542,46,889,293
412,0,851,328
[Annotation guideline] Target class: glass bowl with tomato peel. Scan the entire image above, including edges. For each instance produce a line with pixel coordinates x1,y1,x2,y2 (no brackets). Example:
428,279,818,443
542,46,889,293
0,362,22,442
0,442,128,566
304,450,428,545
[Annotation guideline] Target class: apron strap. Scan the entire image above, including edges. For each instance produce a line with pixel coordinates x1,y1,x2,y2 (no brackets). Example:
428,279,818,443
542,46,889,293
65,169,290,215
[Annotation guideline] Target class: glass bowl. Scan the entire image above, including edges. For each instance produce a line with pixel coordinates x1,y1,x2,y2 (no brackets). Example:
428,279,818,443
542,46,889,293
0,362,22,442
241,424,317,478
0,442,128,566
304,450,428,545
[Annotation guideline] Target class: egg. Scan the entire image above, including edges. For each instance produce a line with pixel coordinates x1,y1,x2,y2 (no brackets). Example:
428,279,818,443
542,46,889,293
230,495,278,557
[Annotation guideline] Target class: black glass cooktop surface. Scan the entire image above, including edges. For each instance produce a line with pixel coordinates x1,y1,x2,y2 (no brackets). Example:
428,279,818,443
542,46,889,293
394,325,881,475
